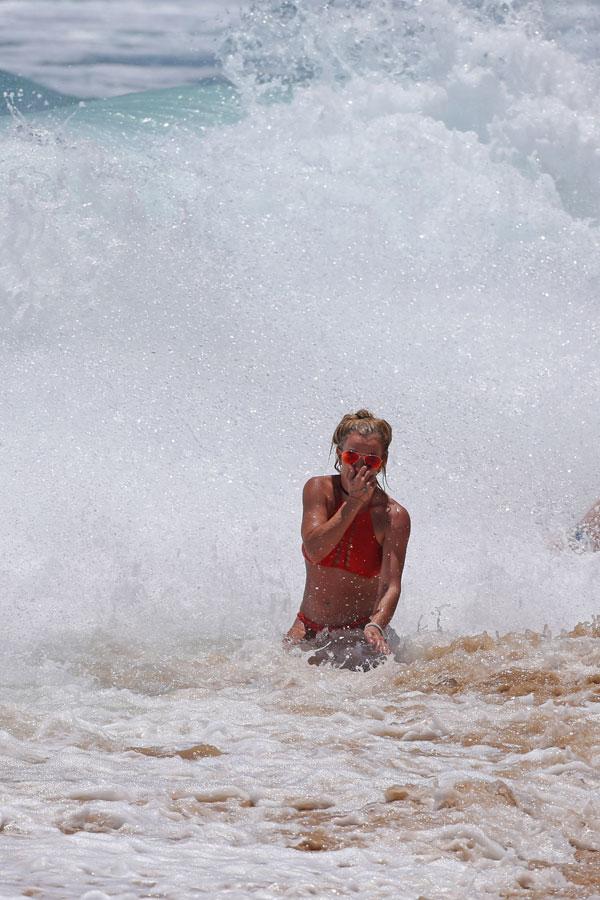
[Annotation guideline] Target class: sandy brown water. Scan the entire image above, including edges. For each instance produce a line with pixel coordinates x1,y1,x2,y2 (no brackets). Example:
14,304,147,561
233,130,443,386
1,622,599,898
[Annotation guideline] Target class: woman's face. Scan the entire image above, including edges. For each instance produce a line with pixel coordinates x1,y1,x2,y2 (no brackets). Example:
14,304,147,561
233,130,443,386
337,432,386,476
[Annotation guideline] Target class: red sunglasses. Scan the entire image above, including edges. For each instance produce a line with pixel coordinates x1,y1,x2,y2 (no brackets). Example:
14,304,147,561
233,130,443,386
340,449,384,471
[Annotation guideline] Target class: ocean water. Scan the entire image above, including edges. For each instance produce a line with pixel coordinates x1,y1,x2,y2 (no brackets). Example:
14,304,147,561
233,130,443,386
1,1,599,896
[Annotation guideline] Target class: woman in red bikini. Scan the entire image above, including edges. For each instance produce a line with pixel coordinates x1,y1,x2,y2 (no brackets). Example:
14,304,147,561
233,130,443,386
285,410,411,655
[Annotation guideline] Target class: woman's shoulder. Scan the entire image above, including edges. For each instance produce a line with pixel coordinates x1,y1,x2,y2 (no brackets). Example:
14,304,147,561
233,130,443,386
303,474,337,499
379,493,410,528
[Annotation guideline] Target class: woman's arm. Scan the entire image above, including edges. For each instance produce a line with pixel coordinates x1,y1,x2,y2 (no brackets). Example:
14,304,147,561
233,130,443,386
301,474,374,563
364,504,411,653
285,473,377,645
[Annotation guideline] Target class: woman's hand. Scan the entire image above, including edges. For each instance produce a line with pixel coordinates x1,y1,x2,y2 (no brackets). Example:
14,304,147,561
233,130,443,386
364,623,391,654
283,617,307,646
346,464,377,505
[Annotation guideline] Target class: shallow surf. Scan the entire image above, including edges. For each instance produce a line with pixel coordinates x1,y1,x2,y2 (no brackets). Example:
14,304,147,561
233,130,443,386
2,623,599,897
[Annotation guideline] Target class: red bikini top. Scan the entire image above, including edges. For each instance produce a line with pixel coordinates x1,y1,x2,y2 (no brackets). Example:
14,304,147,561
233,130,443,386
302,485,383,578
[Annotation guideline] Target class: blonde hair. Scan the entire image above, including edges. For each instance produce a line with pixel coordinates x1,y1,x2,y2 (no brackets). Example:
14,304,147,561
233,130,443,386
331,409,392,479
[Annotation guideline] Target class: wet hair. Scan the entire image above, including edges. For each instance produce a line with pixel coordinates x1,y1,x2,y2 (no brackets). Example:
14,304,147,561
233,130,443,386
331,409,392,480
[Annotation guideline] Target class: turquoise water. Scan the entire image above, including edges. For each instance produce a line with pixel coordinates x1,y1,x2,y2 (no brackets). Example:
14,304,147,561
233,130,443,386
1,72,241,136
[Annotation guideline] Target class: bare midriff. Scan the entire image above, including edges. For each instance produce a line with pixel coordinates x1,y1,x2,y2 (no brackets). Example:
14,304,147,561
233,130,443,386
299,560,379,627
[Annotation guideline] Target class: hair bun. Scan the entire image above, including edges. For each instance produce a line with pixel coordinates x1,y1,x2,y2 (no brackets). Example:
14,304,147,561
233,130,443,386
354,409,373,419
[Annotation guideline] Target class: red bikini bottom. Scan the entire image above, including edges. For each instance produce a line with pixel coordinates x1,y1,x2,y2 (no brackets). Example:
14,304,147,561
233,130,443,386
297,611,371,637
